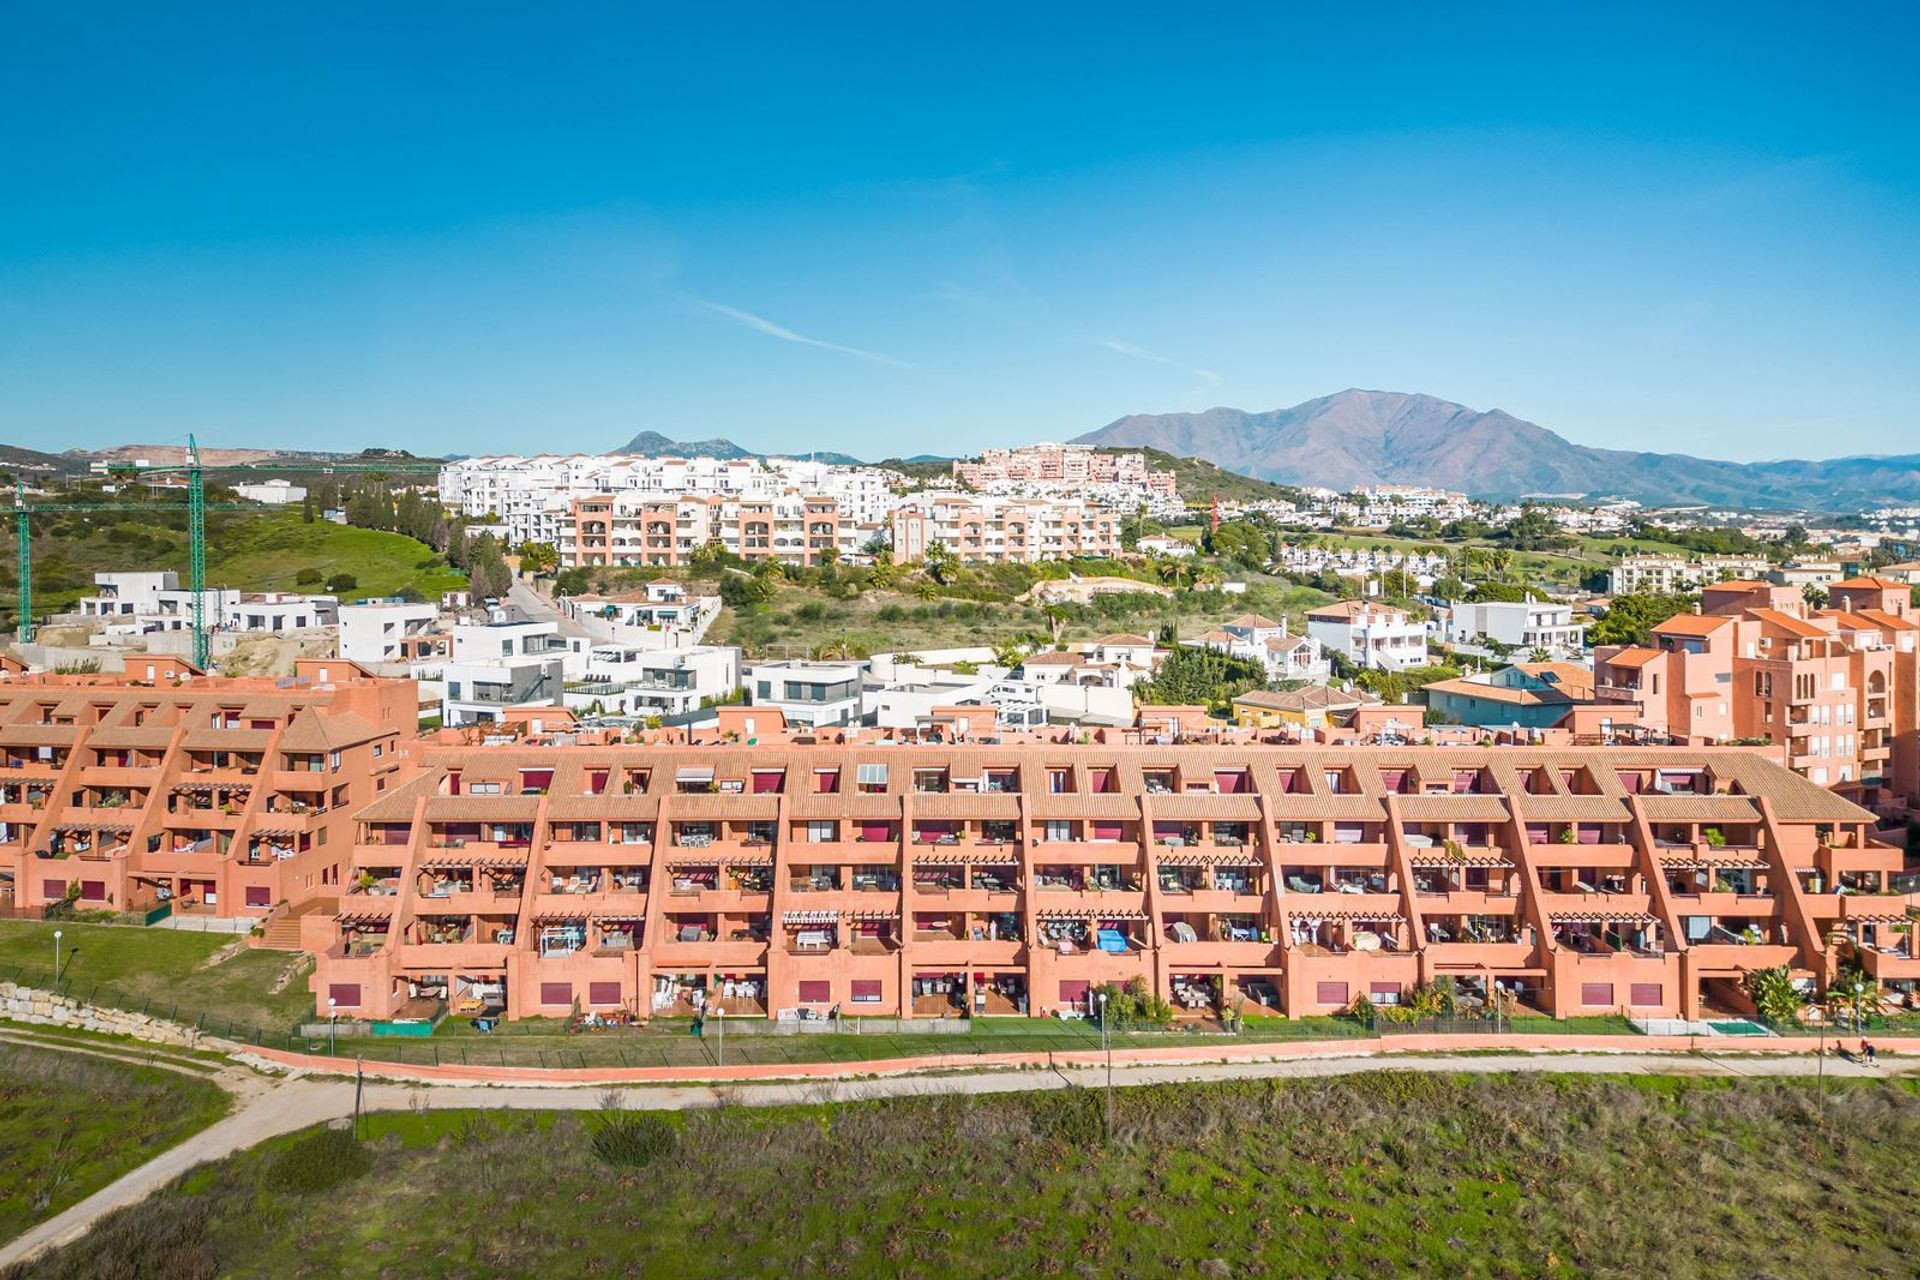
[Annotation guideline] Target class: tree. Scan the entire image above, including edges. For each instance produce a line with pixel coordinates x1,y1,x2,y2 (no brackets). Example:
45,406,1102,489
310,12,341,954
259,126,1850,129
517,541,559,575
1588,593,1698,647
1744,965,1804,1025
301,493,315,524
324,573,358,594
1134,647,1266,710
295,567,324,586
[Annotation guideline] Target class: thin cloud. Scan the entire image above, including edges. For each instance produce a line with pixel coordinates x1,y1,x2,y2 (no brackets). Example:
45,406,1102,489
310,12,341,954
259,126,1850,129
699,301,914,368
1098,338,1219,386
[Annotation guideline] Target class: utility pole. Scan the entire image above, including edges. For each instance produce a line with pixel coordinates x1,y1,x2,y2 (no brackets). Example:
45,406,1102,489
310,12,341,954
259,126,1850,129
188,435,208,671
14,483,30,645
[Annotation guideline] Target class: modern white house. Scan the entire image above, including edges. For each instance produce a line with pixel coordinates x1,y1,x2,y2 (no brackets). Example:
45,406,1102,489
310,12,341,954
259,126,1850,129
1305,600,1428,671
441,655,568,726
565,644,742,720
1436,600,1586,655
76,572,336,637
337,601,445,667
743,659,867,727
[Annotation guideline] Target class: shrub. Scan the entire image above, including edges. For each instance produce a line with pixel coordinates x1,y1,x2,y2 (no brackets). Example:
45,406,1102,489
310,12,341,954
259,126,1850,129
263,1126,371,1194
294,567,324,586
589,1112,676,1167
324,573,358,594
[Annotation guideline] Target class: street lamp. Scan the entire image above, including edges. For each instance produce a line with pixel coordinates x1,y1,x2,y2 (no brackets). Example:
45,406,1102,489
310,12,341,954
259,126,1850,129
328,996,338,1057
1097,989,1113,1140
52,929,62,983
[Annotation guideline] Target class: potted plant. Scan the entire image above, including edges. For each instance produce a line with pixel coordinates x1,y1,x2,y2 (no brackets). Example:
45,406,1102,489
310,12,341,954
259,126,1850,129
1556,827,1577,844
1703,827,1727,848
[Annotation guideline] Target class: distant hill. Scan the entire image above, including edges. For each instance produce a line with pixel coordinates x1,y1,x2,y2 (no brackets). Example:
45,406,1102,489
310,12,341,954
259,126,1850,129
1106,446,1305,505
615,431,864,466
1073,389,1920,509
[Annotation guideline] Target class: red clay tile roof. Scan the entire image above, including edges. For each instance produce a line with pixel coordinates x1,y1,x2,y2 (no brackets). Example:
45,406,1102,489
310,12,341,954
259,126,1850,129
1651,613,1734,638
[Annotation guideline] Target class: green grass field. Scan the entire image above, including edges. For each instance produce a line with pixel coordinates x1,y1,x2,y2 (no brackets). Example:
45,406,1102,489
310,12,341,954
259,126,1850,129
208,514,467,603
0,921,314,1038
0,1040,229,1244
3,506,464,622
16,1073,1920,1279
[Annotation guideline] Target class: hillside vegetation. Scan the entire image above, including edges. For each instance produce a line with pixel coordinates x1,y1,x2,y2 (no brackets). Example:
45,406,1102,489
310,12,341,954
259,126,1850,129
18,1073,1920,1279
0,499,465,627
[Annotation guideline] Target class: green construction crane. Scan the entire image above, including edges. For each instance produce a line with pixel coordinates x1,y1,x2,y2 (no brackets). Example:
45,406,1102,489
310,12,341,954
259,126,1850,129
14,482,30,646
9,444,446,665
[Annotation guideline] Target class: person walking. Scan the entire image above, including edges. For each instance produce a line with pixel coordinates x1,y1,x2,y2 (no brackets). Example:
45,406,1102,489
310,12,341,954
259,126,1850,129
1861,1038,1877,1066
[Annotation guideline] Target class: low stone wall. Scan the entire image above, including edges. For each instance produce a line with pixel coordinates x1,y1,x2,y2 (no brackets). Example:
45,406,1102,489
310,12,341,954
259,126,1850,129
0,981,223,1050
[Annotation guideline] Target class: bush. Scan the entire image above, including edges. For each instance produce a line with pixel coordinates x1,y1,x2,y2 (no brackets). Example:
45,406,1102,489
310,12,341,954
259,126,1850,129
263,1126,372,1194
589,1112,676,1167
324,573,358,594
294,567,324,586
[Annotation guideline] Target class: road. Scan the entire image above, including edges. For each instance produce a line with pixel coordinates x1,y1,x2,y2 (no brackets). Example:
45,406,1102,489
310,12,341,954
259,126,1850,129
506,577,591,640
0,1027,1903,1269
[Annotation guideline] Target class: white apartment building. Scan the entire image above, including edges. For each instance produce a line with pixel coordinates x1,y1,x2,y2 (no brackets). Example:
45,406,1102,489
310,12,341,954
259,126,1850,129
233,480,307,505
1305,600,1428,671
890,493,1122,564
1436,600,1587,655
439,453,901,551
337,601,445,667
441,656,567,726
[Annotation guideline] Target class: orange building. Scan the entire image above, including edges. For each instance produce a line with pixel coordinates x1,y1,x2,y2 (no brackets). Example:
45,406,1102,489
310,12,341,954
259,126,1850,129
304,742,1904,1027
0,660,416,922
1594,578,1919,807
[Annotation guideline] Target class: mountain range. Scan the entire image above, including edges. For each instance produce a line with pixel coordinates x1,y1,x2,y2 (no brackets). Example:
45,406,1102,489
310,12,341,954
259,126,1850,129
1073,389,1920,509
616,431,864,467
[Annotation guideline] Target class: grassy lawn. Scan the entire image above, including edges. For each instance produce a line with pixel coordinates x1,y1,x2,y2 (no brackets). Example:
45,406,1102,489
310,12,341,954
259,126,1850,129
19,1072,1920,1279
208,512,466,602
0,921,314,1038
6,505,464,621
0,1040,229,1245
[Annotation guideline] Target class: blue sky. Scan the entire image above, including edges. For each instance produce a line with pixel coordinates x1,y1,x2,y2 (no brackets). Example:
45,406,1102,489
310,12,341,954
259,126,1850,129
2,2,1916,462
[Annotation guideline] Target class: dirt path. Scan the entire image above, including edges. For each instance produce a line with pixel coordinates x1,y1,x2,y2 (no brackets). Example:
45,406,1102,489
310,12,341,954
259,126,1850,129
0,1042,1905,1269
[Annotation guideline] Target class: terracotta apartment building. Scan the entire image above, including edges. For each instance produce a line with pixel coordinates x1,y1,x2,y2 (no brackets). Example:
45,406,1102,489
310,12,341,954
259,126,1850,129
0,659,416,920
304,741,1908,1027
1595,578,1920,807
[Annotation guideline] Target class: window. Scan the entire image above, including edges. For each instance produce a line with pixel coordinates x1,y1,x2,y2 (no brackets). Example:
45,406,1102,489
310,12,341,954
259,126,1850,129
1058,980,1091,1007
1580,983,1614,1007
850,979,883,1004
808,821,837,843
855,763,888,793
1316,981,1350,1006
797,980,831,1004
327,983,361,1008
588,981,623,1006
1044,820,1073,843
1629,983,1663,1007
813,768,840,794
1048,768,1072,794
751,769,785,794
245,886,272,907
539,982,573,1006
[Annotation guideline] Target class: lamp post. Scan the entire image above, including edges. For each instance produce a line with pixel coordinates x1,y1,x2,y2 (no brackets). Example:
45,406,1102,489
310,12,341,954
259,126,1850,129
1097,989,1113,1140
714,1005,725,1068
328,996,338,1057
52,929,62,983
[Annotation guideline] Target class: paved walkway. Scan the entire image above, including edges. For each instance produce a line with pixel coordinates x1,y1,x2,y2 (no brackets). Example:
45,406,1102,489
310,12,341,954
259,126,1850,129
0,1029,1905,1269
